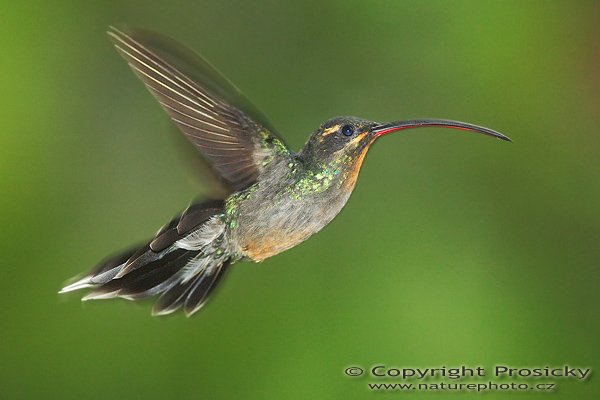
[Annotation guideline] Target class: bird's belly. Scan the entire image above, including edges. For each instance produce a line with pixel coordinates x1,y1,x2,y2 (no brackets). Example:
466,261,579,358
232,197,332,262
229,177,353,262
239,229,313,261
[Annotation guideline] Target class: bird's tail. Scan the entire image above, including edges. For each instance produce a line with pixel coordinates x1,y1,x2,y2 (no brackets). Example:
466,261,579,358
60,200,232,316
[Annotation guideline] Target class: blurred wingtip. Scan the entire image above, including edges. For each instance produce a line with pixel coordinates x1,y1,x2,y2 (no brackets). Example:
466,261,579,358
106,25,123,39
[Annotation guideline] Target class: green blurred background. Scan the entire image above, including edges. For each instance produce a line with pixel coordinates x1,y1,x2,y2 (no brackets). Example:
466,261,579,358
1,1,598,399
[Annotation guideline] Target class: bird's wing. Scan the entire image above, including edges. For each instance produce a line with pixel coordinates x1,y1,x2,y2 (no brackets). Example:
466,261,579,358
107,26,292,191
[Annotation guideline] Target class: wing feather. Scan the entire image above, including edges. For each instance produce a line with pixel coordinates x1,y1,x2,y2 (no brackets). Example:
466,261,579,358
108,26,291,190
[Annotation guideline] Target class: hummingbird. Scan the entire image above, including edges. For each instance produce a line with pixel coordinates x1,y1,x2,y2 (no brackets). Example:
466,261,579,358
60,27,510,316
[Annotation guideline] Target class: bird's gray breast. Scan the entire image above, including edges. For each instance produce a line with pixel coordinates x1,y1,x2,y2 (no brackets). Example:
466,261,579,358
226,159,352,261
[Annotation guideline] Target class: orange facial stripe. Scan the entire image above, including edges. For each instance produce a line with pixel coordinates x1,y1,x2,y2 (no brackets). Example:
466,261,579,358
348,131,368,147
344,143,371,190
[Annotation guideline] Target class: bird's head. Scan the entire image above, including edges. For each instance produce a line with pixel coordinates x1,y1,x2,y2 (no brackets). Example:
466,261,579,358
300,116,510,189
301,117,379,165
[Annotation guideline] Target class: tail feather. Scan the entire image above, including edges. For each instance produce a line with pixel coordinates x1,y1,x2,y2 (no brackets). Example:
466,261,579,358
90,248,195,298
60,200,232,316
152,274,200,316
59,245,139,293
183,259,230,316
152,259,230,316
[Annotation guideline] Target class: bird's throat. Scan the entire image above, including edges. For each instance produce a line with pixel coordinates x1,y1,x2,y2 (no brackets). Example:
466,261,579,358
341,144,371,191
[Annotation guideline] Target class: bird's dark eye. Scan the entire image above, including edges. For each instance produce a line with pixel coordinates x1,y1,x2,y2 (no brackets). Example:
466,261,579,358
341,125,354,136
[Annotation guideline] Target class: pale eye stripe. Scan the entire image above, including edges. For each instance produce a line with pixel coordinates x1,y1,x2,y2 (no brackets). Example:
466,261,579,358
322,124,341,137
110,31,218,109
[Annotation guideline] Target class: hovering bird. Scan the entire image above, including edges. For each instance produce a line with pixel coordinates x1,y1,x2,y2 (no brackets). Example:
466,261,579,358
60,27,510,316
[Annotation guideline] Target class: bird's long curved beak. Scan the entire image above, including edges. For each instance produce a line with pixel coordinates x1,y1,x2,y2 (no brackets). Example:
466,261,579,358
371,119,511,142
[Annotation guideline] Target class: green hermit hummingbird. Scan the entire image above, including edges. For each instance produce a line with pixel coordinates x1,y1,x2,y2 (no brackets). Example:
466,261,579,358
60,27,510,316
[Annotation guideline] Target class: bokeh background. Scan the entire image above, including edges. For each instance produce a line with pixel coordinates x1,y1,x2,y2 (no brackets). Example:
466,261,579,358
1,1,598,399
